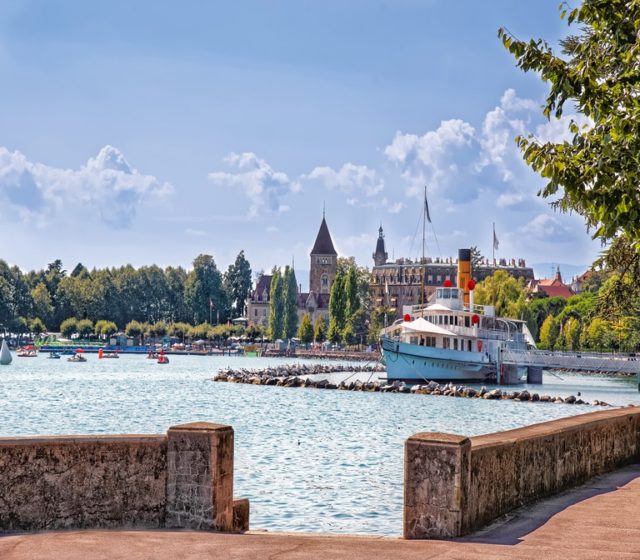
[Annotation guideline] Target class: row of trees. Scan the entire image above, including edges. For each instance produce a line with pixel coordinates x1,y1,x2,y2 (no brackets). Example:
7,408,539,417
0,252,253,334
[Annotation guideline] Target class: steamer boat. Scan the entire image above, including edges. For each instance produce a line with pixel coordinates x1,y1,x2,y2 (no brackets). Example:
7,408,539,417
381,248,536,383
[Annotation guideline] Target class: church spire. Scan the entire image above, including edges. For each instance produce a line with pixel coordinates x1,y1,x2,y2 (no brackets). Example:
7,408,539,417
373,224,388,266
310,213,337,255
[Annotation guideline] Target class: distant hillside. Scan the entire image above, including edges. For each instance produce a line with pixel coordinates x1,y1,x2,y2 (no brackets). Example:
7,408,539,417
532,262,588,281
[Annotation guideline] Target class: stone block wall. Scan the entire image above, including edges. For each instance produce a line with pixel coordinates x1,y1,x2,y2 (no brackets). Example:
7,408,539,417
0,422,247,534
405,407,640,539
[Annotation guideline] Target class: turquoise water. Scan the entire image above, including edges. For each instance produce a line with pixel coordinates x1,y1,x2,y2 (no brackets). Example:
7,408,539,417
1,353,638,536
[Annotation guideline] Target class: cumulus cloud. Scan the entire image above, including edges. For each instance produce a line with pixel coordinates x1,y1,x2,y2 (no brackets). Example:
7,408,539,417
384,119,478,203
518,214,575,242
305,162,383,197
534,113,593,144
0,145,172,228
208,152,294,219
499,88,539,112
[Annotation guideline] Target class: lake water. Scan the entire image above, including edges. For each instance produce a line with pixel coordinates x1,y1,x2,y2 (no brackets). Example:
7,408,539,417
1,353,638,536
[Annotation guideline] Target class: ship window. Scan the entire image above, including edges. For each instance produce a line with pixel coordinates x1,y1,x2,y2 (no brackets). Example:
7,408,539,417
454,339,458,350
467,340,472,352
443,338,450,349
465,316,470,328
451,290,458,299
436,289,442,298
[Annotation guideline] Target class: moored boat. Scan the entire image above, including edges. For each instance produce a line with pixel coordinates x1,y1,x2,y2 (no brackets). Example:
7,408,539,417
381,249,535,383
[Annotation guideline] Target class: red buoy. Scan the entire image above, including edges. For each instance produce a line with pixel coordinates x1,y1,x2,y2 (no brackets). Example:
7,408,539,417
403,313,411,322
443,279,452,287
468,279,476,291
472,314,480,325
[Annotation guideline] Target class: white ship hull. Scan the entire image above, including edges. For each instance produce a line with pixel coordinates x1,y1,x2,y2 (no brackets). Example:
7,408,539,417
381,337,496,383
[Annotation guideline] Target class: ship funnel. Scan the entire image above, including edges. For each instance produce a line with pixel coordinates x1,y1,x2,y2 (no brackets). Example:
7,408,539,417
457,248,472,307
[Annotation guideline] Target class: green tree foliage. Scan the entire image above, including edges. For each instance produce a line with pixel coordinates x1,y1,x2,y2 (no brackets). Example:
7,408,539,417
224,250,252,318
94,319,118,337
329,267,346,334
125,320,144,343
77,319,93,339
327,317,342,344
191,322,212,341
558,316,581,351
169,322,192,342
268,268,284,340
184,254,226,324
31,282,54,329
581,317,613,351
538,314,560,350
282,265,299,340
29,317,45,335
500,2,640,244
60,318,78,338
368,306,392,345
298,314,313,344
313,315,326,343
524,296,568,341
474,270,526,318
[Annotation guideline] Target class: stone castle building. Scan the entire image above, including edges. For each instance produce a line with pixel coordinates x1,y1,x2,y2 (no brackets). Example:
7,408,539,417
370,225,535,318
247,214,338,329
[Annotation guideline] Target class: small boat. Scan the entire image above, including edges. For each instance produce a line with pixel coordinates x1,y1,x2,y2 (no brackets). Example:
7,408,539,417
48,352,61,359
67,353,87,362
17,347,38,357
147,351,159,359
103,352,120,359
157,354,170,364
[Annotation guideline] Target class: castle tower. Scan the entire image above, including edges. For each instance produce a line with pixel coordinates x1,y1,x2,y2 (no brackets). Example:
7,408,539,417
310,214,337,295
373,225,388,266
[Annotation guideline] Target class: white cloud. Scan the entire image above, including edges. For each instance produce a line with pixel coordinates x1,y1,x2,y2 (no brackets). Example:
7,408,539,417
518,214,574,242
0,145,173,228
535,113,593,144
500,88,539,112
266,225,279,233
305,162,384,197
387,201,404,214
496,191,535,210
185,228,206,236
208,152,294,219
340,233,375,255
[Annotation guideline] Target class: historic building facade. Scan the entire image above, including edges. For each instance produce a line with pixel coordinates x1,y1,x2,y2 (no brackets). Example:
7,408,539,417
370,225,535,318
247,214,338,329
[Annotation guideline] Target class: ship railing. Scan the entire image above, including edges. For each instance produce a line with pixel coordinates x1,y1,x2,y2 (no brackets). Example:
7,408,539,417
501,348,640,373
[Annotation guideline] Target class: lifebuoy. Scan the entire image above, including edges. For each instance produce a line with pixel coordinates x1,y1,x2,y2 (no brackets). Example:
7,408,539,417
477,340,483,352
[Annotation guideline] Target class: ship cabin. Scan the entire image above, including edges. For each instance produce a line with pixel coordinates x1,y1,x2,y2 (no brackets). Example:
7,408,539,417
384,286,533,355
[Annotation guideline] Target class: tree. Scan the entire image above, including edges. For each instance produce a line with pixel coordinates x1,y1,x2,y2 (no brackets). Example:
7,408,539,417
60,318,78,338
474,270,525,318
313,315,326,343
268,268,284,340
298,314,313,344
125,320,144,344
538,314,560,350
470,246,484,270
560,316,582,351
184,255,227,324
327,317,342,344
31,282,54,329
77,319,93,339
29,317,46,336
169,322,191,343
328,267,346,333
224,250,252,318
282,265,298,340
499,2,640,245
582,317,613,351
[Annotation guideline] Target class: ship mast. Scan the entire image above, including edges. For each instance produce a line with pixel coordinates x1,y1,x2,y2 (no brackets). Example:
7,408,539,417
421,185,427,307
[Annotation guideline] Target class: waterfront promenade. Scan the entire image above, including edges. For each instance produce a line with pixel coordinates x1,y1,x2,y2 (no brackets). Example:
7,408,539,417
1,464,638,559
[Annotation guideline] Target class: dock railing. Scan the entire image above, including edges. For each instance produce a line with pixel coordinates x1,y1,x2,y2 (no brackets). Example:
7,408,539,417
501,348,640,374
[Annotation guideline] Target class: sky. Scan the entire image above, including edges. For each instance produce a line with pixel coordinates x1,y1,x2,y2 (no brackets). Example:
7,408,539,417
0,1,599,284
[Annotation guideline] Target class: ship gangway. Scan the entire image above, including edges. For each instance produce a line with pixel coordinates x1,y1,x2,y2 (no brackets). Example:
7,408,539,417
501,348,640,375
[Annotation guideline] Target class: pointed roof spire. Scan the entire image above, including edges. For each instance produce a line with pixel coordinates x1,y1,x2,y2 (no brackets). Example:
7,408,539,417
311,214,337,255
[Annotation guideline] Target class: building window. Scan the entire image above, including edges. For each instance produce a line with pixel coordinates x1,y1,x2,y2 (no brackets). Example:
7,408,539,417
321,274,329,293
254,309,258,317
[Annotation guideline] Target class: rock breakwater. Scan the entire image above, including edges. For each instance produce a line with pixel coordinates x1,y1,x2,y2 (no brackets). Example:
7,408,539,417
212,370,610,407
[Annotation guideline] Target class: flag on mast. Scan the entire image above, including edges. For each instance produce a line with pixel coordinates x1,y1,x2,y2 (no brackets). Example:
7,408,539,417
493,224,499,251
424,186,432,223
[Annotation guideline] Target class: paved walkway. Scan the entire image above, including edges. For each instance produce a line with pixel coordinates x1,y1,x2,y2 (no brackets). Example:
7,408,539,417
2,465,639,559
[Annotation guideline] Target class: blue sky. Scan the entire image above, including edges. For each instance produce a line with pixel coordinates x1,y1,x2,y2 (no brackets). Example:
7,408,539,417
0,1,598,282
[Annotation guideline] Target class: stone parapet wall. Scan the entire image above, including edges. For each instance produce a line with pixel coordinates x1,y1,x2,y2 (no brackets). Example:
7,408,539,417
405,407,640,539
0,423,247,534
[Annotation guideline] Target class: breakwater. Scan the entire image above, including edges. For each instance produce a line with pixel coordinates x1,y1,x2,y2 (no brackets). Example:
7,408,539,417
213,370,609,407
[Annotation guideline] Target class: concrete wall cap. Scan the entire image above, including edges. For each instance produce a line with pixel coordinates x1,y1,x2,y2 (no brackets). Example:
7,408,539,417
168,422,233,433
0,434,165,446
407,432,470,446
